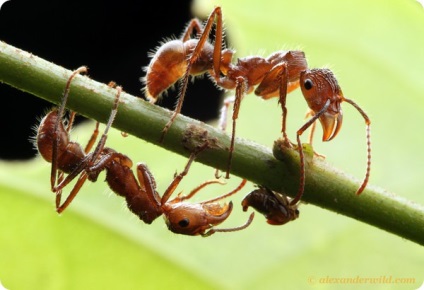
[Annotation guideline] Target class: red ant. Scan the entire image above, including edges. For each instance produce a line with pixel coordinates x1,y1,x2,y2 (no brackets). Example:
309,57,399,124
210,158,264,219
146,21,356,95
36,67,254,236
241,186,299,226
143,6,307,178
144,6,371,199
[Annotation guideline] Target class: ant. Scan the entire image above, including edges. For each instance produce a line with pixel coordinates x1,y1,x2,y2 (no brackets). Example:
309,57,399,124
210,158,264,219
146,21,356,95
144,6,371,199
241,186,299,226
36,67,254,236
143,6,307,179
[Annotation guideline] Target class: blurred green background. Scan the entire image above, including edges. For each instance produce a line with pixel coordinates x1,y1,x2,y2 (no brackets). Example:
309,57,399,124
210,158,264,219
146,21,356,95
1,0,423,289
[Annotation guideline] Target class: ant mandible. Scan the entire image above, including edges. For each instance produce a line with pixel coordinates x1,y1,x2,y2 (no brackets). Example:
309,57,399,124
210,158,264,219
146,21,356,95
143,6,307,179
241,186,299,226
36,67,254,236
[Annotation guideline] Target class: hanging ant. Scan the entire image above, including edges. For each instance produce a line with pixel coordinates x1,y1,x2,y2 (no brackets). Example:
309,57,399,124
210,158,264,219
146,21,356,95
36,67,254,236
143,6,371,199
241,186,299,226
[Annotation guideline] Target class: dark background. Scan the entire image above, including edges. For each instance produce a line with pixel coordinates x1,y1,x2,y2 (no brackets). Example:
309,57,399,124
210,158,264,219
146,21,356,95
0,0,224,160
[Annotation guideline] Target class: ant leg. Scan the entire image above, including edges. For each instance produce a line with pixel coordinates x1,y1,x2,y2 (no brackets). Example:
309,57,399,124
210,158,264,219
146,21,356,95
175,177,245,203
293,99,331,206
83,82,119,154
51,66,88,192
65,112,76,133
304,109,326,159
160,152,198,204
278,66,289,142
201,179,247,204
213,95,235,178
86,85,122,166
178,179,226,201
305,110,316,146
218,96,235,132
55,172,65,209
181,18,204,41
202,212,255,237
225,77,245,179
138,163,157,192
84,122,100,153
160,142,210,204
191,6,224,81
160,6,223,142
86,151,127,179
136,163,162,208
63,100,100,154
343,98,371,195
159,68,189,142
56,173,88,213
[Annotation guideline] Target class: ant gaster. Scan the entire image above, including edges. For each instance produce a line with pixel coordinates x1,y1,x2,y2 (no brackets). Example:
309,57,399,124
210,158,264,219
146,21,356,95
241,186,299,226
36,67,254,236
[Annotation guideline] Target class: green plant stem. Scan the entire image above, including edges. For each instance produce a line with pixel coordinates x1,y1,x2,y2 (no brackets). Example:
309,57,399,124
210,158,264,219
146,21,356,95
1,40,423,246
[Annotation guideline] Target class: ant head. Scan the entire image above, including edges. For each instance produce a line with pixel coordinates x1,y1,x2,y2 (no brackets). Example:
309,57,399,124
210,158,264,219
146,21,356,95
162,201,233,236
300,68,344,141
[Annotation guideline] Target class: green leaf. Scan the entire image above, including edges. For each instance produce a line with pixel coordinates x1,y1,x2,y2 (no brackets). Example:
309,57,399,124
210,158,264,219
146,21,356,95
1,0,424,289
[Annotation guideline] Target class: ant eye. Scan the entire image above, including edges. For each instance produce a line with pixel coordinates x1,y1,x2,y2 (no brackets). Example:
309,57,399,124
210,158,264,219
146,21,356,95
303,79,313,90
178,218,190,228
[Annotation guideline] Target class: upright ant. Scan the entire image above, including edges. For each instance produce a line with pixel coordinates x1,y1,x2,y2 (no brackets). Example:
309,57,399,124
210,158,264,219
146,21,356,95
144,6,371,199
143,6,307,178
36,67,254,236
241,186,299,226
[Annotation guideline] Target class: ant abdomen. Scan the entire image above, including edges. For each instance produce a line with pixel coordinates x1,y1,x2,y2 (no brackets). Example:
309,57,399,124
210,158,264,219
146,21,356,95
37,109,85,173
144,39,214,103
